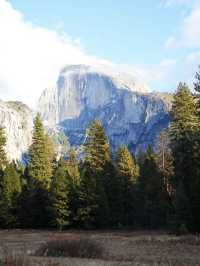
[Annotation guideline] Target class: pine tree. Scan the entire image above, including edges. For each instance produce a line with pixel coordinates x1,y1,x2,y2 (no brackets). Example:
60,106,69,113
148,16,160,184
28,113,54,190
85,120,110,170
0,127,7,170
23,113,55,228
49,158,71,230
116,146,139,226
0,163,21,227
138,145,169,228
78,120,110,228
103,160,122,227
170,82,200,231
66,149,81,226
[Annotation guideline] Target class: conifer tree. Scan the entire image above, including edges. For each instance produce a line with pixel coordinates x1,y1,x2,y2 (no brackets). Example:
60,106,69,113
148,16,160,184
138,145,168,228
28,113,54,190
78,120,110,228
85,120,110,170
23,113,55,228
116,146,139,226
103,160,122,227
66,149,81,226
170,82,200,231
49,158,70,230
0,163,21,227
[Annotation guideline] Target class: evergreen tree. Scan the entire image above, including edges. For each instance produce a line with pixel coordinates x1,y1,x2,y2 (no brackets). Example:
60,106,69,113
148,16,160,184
138,145,169,228
0,127,7,170
49,158,71,230
85,120,110,170
103,160,122,227
116,146,139,226
28,113,54,190
0,163,21,227
78,120,110,228
66,149,81,226
170,82,200,231
22,113,54,228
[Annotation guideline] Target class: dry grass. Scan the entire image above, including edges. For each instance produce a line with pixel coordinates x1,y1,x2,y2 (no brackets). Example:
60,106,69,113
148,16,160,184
0,230,200,265
35,237,104,259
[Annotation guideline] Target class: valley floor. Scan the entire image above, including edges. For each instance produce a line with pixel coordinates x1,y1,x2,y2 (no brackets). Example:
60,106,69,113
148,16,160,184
0,230,200,265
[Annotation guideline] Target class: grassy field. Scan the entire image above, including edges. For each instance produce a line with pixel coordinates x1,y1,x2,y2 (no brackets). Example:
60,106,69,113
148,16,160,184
0,230,200,265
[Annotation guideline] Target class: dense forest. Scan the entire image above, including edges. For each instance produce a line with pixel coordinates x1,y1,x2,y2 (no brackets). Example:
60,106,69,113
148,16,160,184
0,67,200,233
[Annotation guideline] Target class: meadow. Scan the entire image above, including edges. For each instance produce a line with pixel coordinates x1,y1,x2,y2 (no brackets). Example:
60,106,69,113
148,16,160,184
0,230,200,266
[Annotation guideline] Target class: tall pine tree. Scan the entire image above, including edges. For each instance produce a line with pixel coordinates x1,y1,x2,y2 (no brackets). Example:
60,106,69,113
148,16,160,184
78,120,110,228
138,145,169,229
49,158,71,230
28,113,54,190
116,146,139,226
0,163,21,228
22,113,54,228
170,82,200,231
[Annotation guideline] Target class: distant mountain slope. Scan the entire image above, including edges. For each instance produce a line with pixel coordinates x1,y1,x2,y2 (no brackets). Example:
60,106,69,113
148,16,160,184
0,65,173,161
0,101,33,161
38,64,172,152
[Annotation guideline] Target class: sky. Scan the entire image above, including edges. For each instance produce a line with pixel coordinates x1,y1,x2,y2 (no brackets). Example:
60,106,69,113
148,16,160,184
0,0,200,107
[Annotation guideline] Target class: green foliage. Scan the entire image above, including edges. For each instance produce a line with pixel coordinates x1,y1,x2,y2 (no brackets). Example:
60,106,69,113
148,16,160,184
138,145,170,228
49,158,71,230
0,127,7,170
28,113,54,190
116,146,139,226
170,82,200,231
2,76,200,234
85,120,110,170
0,163,21,227
78,120,110,228
66,149,81,226
20,113,55,228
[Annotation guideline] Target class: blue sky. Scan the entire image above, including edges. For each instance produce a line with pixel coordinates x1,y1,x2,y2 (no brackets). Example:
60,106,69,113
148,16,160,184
10,0,188,64
0,0,200,106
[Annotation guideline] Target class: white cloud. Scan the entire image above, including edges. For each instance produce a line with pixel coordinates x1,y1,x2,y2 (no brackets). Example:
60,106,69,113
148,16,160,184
0,0,199,108
0,0,111,107
165,4,200,48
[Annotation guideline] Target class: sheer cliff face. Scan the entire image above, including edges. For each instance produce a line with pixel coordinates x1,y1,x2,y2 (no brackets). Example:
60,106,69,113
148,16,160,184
0,101,33,161
38,65,172,152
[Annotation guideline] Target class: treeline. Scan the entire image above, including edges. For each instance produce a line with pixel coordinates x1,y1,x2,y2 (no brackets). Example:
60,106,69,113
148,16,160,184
0,68,200,232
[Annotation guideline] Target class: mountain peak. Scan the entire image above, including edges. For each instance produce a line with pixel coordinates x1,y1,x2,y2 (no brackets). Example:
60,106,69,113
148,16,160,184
59,64,149,94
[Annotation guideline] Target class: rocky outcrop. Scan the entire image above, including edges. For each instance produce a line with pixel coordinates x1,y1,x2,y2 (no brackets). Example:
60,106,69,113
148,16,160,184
0,64,173,161
0,101,33,161
38,64,172,152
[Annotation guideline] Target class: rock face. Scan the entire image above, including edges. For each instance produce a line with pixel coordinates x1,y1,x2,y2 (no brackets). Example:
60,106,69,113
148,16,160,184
38,64,172,152
0,65,172,161
0,101,33,161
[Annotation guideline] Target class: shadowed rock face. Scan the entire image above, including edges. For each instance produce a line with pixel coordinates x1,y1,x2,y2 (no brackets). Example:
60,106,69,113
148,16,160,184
38,64,172,152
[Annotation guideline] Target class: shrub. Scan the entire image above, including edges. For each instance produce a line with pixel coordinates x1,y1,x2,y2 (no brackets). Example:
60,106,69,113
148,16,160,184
35,237,104,259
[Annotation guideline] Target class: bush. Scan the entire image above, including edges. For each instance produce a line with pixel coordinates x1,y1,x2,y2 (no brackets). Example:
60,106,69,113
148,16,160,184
35,237,104,259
